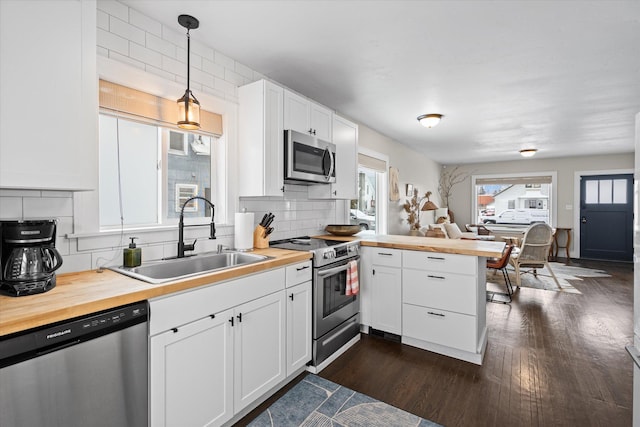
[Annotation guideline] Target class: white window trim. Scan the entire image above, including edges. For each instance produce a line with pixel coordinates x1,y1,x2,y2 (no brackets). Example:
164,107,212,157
572,168,633,259
72,56,238,238
355,146,389,235
470,170,558,229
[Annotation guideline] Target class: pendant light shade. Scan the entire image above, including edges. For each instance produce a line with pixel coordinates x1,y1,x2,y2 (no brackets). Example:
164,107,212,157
177,14,200,130
417,113,443,128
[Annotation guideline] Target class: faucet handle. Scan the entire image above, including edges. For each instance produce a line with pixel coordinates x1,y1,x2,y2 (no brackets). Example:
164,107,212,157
184,239,197,252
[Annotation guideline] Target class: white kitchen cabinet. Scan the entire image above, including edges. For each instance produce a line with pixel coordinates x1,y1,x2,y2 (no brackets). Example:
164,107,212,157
238,79,284,196
234,291,286,412
401,249,487,365
308,114,358,200
286,281,312,376
367,248,403,335
0,0,97,190
284,89,333,141
149,267,289,426
150,310,234,427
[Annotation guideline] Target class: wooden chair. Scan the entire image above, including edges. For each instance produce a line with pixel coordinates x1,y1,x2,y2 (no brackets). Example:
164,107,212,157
486,244,514,303
508,223,560,289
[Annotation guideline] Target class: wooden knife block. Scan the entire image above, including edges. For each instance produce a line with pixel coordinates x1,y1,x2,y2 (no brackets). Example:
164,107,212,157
253,225,269,249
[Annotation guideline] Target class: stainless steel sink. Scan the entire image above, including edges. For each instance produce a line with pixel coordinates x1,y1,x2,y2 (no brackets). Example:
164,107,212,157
110,252,272,284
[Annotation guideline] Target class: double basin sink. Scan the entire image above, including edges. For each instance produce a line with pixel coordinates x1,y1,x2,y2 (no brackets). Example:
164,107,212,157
111,251,271,284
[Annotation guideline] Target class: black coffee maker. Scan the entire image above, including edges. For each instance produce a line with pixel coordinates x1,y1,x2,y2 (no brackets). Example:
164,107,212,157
0,220,63,297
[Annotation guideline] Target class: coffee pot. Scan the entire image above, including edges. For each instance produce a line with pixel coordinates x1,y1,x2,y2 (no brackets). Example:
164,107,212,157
0,220,63,297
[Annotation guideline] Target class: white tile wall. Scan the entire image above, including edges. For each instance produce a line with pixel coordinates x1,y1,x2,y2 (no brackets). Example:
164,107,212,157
0,1,346,274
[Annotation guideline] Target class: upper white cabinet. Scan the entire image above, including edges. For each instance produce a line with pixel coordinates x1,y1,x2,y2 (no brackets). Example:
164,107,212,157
284,89,333,142
308,114,358,200
0,0,97,190
238,79,285,197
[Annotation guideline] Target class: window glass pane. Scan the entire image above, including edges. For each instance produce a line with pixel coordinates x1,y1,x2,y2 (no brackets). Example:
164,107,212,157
167,132,212,219
99,115,158,227
599,180,612,204
613,179,627,204
475,181,551,226
351,167,377,231
585,181,598,203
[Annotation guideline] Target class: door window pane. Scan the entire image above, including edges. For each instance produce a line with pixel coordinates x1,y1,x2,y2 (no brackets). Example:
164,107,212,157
613,179,627,203
350,167,377,231
585,181,598,204
599,180,612,204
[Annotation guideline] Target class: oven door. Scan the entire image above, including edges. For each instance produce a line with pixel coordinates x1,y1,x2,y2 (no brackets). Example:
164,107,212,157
313,257,360,338
285,130,336,184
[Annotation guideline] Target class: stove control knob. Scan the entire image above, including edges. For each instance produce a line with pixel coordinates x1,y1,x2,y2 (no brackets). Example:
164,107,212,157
323,250,335,259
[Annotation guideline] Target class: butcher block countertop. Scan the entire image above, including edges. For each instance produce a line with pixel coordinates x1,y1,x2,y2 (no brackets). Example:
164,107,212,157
317,234,505,258
0,248,311,338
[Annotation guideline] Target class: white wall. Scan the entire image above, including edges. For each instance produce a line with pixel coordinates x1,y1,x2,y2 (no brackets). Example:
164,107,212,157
356,124,441,235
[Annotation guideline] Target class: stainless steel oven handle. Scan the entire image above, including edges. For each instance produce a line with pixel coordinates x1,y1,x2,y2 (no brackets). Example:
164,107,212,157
316,261,358,277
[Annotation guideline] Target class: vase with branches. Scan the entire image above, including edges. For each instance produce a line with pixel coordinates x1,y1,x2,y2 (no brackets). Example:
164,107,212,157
403,189,431,231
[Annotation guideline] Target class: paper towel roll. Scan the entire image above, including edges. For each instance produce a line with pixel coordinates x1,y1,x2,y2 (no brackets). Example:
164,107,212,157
235,212,255,251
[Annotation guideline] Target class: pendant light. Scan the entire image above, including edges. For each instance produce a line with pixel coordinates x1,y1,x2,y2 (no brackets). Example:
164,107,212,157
177,14,200,130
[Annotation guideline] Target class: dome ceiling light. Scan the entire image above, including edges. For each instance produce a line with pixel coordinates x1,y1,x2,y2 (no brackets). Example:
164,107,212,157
519,148,538,157
417,114,443,128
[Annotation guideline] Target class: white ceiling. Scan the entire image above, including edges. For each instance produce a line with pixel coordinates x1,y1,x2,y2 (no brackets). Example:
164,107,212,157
122,0,640,165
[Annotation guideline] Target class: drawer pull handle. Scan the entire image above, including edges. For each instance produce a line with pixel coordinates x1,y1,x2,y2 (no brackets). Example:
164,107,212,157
296,265,310,271
427,311,445,317
427,275,446,280
172,327,178,333
427,256,445,260
378,253,394,256
209,314,215,319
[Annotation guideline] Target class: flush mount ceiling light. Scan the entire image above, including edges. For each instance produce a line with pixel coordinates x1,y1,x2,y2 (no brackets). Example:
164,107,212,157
417,114,443,128
519,148,538,158
177,14,200,130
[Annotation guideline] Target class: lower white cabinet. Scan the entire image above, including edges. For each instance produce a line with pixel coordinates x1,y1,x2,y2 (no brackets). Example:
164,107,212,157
234,291,286,412
370,265,402,334
150,310,234,427
286,281,312,376
149,267,293,427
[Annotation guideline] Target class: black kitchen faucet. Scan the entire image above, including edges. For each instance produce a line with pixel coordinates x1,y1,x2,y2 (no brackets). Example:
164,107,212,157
177,196,216,258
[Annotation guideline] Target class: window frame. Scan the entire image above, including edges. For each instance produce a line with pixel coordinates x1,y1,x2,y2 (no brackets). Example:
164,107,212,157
471,171,557,231
71,56,238,238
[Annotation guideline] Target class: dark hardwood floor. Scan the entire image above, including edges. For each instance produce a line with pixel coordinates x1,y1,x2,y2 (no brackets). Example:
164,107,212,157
237,259,633,427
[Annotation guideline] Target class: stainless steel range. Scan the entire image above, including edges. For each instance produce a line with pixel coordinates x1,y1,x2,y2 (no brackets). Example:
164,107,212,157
270,237,360,370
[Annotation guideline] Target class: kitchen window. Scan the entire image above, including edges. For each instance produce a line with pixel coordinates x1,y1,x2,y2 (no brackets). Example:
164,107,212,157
98,114,222,229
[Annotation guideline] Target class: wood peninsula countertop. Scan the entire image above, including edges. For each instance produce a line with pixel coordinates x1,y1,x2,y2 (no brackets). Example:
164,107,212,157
0,248,311,337
317,234,505,258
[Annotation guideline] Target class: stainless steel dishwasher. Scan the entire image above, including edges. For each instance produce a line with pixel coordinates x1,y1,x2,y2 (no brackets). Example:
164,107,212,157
0,301,148,427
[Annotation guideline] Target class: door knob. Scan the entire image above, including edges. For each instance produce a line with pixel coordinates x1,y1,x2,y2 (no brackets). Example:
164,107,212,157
581,216,587,224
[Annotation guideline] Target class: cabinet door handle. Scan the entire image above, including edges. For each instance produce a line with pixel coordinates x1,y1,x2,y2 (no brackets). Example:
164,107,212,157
308,128,314,134
427,256,445,260
172,327,178,333
229,317,234,327
209,314,215,319
372,269,375,275
290,293,294,301
296,265,310,271
237,313,242,323
427,275,446,280
427,311,445,317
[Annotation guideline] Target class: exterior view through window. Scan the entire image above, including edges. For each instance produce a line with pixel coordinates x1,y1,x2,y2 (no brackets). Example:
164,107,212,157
98,114,219,229
351,167,377,231
475,175,553,228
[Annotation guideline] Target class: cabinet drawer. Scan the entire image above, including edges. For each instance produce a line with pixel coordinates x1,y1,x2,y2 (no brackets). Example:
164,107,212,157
403,250,476,275
370,248,402,267
403,269,477,315
285,261,312,287
403,303,476,353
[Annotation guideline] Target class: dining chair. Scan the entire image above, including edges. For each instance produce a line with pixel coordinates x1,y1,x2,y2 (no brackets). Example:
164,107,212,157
486,244,514,303
509,223,560,289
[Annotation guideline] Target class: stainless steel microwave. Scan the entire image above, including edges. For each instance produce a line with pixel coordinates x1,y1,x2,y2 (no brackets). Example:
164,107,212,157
285,129,336,184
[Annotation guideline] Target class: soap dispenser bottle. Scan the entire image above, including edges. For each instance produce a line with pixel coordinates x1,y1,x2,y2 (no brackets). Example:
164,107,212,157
123,237,142,268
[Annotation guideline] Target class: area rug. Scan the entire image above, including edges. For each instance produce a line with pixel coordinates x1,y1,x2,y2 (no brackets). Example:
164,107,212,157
486,262,611,294
248,374,441,427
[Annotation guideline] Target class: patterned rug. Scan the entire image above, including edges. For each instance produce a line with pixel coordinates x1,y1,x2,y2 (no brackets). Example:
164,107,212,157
248,374,441,427
486,262,611,295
